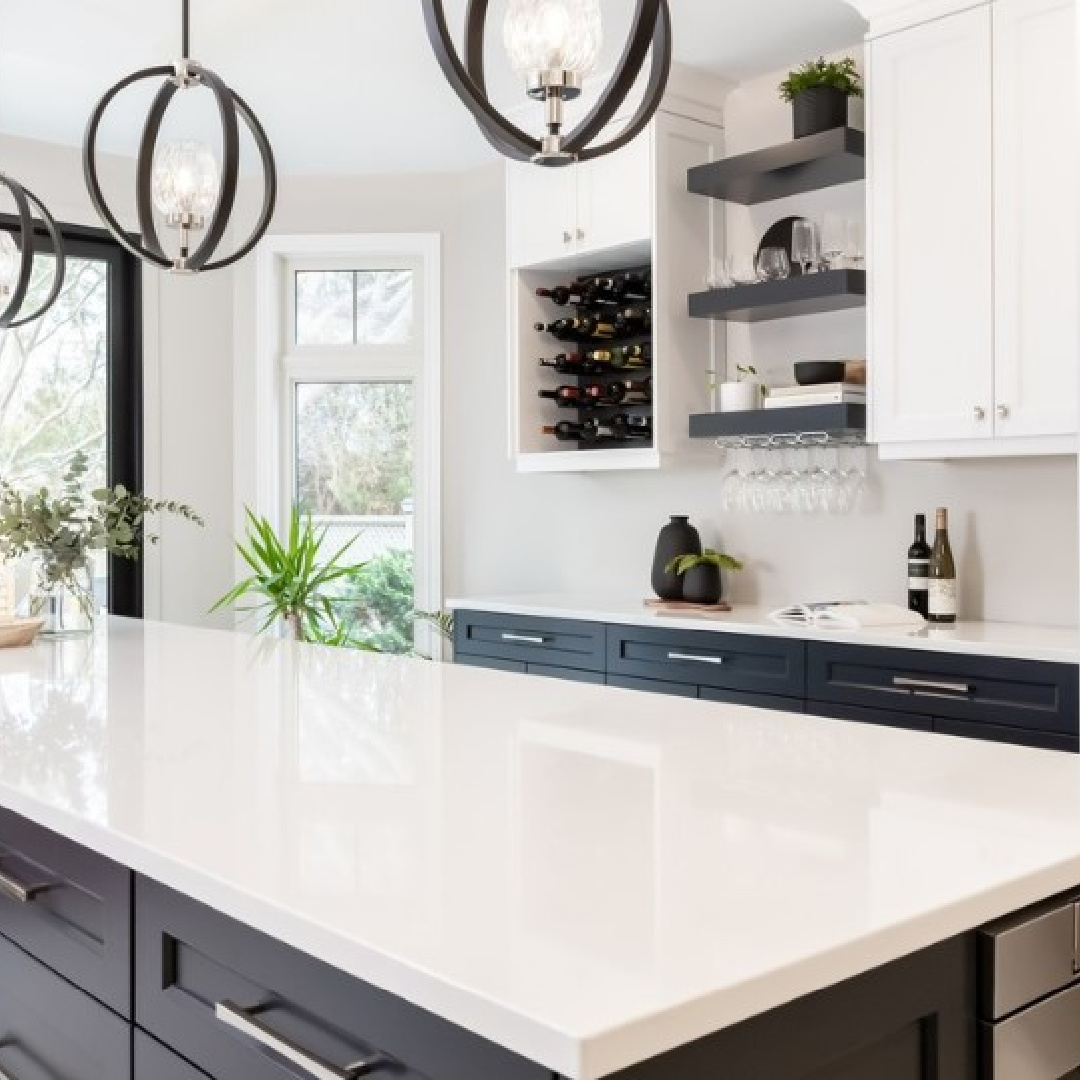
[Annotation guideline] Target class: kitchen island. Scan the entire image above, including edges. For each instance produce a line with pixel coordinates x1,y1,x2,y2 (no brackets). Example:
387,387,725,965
1,618,1080,1079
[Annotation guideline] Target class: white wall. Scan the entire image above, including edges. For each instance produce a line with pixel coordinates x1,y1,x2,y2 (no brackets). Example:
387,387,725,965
0,134,235,627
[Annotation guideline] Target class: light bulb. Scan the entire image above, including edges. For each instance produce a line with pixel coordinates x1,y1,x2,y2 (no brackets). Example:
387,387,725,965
0,233,20,296
503,0,602,78
151,140,220,228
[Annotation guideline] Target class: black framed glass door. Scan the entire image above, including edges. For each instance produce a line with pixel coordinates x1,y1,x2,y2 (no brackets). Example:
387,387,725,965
0,220,142,617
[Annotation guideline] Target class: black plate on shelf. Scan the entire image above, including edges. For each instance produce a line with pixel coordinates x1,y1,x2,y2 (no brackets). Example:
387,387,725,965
756,215,809,274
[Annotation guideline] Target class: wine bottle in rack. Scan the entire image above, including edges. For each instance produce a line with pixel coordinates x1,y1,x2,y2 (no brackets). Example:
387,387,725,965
534,316,618,341
619,270,651,299
541,421,598,443
615,307,652,333
536,284,617,308
538,385,583,404
607,413,653,439
539,353,603,374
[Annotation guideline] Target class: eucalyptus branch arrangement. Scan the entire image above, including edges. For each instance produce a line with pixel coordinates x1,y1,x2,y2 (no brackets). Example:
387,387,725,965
779,57,863,102
0,452,203,617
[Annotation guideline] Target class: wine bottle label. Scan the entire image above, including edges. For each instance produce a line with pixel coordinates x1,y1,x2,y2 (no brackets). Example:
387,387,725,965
907,559,929,590
928,579,957,617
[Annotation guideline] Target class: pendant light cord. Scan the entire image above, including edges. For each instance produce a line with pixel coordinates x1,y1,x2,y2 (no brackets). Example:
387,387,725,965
182,0,190,58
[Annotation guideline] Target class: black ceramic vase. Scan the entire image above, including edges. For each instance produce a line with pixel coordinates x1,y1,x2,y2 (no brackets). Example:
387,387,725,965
792,86,849,138
682,563,722,606
651,516,702,601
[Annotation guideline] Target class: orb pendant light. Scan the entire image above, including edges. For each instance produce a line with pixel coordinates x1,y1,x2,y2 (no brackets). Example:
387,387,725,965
422,0,672,166
0,175,65,328
82,0,277,273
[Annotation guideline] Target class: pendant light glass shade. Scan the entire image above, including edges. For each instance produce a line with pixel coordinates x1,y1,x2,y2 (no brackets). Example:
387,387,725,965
423,0,670,167
502,0,602,80
83,0,277,273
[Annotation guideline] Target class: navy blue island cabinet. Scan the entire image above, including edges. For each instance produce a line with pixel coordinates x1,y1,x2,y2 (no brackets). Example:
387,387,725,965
455,610,1080,753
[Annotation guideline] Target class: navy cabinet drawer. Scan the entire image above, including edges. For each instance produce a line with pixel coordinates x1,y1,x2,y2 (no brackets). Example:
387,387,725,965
607,626,805,698
608,674,699,698
0,805,131,1017
807,644,1079,735
136,1032,211,1080
807,700,934,733
934,718,1079,753
454,610,604,672
0,929,130,1080
700,687,805,712
136,876,549,1080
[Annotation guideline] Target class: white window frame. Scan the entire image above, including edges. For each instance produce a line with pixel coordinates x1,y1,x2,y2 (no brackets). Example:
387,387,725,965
248,234,442,653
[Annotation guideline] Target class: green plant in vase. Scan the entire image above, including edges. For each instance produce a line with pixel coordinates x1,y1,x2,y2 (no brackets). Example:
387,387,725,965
665,549,744,606
0,452,204,634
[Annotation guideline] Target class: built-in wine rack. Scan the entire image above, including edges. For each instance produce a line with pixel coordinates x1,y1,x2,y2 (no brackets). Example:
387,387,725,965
531,263,655,453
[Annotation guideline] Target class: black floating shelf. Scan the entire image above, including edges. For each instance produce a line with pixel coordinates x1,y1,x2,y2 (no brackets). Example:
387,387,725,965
687,128,865,205
689,403,867,441
689,269,866,323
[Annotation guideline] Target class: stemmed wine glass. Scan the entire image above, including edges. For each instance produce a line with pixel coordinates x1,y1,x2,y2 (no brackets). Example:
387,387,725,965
821,211,846,270
791,220,820,275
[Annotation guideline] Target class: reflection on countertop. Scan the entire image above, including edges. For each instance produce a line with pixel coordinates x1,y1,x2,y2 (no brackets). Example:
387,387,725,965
0,617,1079,1077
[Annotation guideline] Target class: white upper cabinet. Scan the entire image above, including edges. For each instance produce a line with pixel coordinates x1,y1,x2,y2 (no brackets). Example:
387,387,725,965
869,0,1078,457
506,127,654,269
992,0,1078,439
869,6,994,446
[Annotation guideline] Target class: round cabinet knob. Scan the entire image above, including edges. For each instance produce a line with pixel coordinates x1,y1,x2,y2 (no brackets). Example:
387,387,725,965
997,404,1010,420
973,405,987,422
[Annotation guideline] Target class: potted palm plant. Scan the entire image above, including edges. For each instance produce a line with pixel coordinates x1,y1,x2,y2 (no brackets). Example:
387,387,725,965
779,57,862,139
665,549,744,606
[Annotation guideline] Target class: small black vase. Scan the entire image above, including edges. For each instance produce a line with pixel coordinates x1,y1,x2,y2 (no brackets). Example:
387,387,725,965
651,516,702,601
792,86,849,138
682,563,722,606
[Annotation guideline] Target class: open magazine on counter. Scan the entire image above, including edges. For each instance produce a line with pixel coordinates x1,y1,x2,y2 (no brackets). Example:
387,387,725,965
769,601,927,631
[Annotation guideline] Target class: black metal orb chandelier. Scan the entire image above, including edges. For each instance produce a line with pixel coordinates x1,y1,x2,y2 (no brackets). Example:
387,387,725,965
422,0,672,167
82,0,277,273
0,175,65,328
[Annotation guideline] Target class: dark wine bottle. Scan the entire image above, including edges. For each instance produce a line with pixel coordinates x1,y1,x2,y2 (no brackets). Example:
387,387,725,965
536,285,587,307
538,385,582,404
616,306,652,332
927,507,957,624
538,353,607,375
541,421,598,443
619,271,651,299
535,316,618,341
907,513,931,619
606,413,653,439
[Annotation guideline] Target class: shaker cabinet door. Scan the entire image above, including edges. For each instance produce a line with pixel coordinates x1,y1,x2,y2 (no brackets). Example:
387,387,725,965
506,159,578,268
576,126,653,258
992,0,1079,439
869,6,994,445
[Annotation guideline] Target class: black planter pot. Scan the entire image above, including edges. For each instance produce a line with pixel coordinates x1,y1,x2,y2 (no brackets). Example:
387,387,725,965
651,516,702,601
681,563,722,606
792,86,849,138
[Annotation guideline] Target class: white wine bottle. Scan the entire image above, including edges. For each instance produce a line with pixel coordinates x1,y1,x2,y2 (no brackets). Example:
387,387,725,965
927,507,957,624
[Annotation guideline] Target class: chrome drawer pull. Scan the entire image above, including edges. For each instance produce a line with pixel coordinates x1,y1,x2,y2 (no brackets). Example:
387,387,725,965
0,867,47,904
668,652,724,665
500,633,547,645
216,1001,381,1080
893,676,972,696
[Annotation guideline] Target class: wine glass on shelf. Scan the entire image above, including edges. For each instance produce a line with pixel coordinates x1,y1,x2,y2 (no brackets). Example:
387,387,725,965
821,211,846,271
791,220,820,276
756,247,791,282
845,218,865,268
729,253,761,286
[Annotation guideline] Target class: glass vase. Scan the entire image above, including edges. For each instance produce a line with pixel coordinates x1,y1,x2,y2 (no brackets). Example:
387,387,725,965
30,569,96,637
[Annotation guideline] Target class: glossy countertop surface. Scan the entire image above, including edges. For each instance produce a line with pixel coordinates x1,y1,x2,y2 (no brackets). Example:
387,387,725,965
447,593,1080,663
3,620,1080,1077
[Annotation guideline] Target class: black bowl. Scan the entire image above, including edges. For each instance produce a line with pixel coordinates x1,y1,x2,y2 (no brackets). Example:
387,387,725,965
794,361,847,386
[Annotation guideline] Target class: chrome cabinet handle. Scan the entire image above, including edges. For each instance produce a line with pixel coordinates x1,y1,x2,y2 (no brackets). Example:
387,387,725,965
562,230,573,243
997,404,1010,420
501,633,547,645
0,867,47,903
667,652,724,665
216,1001,381,1080
893,676,972,696
576,227,586,241
974,405,986,421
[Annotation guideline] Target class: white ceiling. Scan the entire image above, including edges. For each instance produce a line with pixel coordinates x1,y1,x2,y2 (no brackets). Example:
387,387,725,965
0,0,866,174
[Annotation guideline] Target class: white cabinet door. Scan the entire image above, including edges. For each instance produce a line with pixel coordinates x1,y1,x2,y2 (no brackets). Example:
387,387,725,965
870,6,994,444
575,126,654,258
992,0,1078,438
506,160,577,269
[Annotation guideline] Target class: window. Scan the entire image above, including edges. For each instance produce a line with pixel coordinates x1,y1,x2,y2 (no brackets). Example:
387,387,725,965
258,239,440,655
0,224,141,616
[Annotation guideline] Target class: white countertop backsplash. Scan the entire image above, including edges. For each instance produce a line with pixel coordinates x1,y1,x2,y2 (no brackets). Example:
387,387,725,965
447,594,1080,664
2,620,1080,1077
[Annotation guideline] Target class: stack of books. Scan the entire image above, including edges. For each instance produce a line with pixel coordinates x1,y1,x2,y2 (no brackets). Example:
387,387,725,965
763,383,866,410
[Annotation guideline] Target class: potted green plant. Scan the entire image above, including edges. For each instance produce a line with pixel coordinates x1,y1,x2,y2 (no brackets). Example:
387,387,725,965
665,549,744,606
779,57,862,139
211,507,373,645
0,452,203,635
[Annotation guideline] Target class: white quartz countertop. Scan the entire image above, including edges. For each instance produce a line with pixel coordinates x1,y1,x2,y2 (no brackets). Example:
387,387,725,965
447,593,1080,664
4,620,1080,1078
